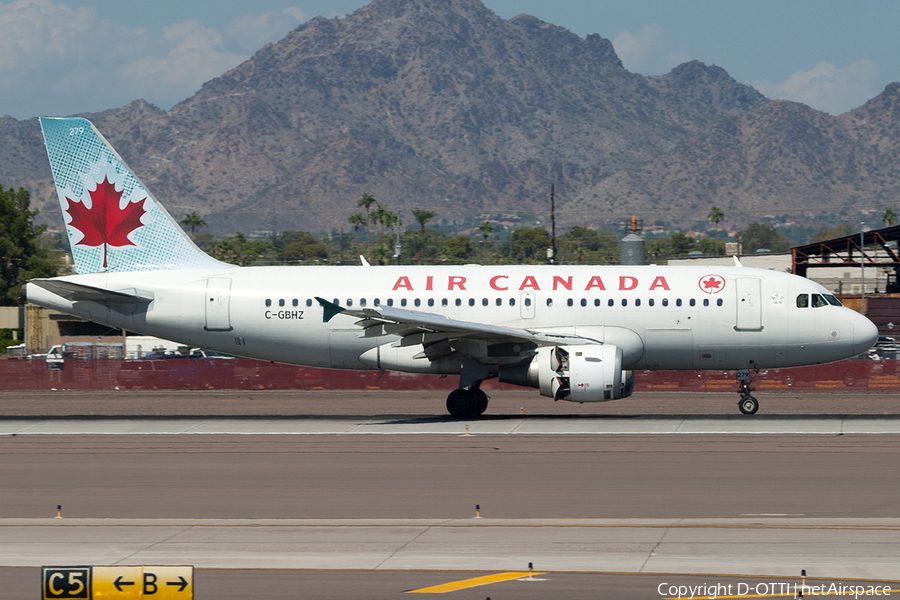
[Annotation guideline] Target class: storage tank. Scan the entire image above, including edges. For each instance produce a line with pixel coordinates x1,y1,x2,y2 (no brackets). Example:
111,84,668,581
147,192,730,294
620,216,645,265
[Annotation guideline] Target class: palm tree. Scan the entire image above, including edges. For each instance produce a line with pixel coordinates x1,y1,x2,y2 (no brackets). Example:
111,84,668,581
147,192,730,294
372,204,388,242
477,221,494,264
180,211,207,237
411,209,437,234
883,207,898,227
708,206,725,255
357,193,376,254
348,213,365,252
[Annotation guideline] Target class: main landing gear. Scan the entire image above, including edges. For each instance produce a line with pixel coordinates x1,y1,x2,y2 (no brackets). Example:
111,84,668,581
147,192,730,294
446,382,489,418
736,368,760,415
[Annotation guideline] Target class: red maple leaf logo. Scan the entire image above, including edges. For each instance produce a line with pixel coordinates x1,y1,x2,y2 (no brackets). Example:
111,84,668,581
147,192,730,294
65,176,147,268
699,274,725,294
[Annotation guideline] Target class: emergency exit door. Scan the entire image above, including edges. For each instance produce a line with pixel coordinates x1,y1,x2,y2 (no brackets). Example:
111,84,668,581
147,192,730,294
205,277,233,331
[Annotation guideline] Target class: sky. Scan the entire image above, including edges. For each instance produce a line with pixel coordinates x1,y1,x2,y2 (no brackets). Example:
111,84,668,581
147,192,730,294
1,0,898,120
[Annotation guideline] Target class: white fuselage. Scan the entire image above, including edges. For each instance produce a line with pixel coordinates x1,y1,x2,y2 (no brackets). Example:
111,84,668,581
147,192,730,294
27,264,876,373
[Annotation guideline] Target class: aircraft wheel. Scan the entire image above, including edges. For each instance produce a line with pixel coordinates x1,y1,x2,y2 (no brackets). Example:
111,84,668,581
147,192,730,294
472,389,489,415
738,396,759,415
447,388,476,418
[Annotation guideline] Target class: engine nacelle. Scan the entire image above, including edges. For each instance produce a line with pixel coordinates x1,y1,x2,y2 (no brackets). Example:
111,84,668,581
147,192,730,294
500,344,634,402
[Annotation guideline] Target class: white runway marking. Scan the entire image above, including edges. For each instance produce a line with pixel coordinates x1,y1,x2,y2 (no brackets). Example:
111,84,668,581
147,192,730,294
3,416,900,435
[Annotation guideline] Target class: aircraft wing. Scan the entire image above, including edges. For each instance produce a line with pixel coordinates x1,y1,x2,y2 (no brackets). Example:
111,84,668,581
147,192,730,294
315,297,593,347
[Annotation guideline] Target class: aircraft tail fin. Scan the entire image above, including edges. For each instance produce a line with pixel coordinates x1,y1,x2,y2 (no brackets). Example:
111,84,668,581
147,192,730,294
39,117,227,274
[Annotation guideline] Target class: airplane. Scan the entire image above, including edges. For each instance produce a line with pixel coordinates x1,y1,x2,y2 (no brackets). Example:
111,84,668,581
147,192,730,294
25,117,879,417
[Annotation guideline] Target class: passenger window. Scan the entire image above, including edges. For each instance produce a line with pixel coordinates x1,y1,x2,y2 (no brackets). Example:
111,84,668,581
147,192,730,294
621,299,628,307
469,298,475,307
581,299,587,307
292,299,298,307
428,298,434,307
265,299,272,307
509,298,516,306
495,298,502,306
594,299,600,307
482,298,488,306
676,299,682,307
400,299,407,307
279,299,285,307
812,293,828,308
703,298,709,307
796,294,809,308
547,298,553,307
333,298,339,305
608,299,614,307
414,299,421,307
662,298,668,307
690,299,696,307
374,298,380,306
346,299,353,307
635,299,641,307
455,298,462,307
648,298,655,307
716,298,723,307
441,298,448,307
387,299,394,306
567,299,573,307
306,299,312,307
360,298,367,307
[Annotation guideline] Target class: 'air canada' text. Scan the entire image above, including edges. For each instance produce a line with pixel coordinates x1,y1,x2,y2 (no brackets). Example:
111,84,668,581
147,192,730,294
391,275,671,292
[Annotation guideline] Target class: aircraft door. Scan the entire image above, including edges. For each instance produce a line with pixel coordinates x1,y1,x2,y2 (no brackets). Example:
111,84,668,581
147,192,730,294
520,292,535,319
205,277,233,331
735,277,762,331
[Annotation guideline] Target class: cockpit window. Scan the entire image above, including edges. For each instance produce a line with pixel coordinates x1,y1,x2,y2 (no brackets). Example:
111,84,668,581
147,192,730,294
824,294,842,307
796,294,809,308
811,293,828,308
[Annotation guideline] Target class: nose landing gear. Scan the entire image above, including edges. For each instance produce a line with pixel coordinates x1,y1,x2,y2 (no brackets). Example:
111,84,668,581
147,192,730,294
736,368,760,415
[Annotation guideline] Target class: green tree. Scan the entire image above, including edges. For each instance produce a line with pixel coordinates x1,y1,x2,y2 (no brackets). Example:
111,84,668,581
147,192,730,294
357,193,376,254
180,211,207,237
808,224,856,243
740,222,791,253
273,231,327,263
667,232,697,257
477,221,494,264
441,236,475,263
883,207,897,227
510,227,552,263
411,209,437,234
0,184,58,305
348,213,365,252
707,206,724,255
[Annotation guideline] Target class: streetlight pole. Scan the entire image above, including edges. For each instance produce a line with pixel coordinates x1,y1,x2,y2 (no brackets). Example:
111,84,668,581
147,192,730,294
861,223,866,315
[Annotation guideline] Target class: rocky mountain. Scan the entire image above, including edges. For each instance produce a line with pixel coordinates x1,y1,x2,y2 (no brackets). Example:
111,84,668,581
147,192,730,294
0,0,896,236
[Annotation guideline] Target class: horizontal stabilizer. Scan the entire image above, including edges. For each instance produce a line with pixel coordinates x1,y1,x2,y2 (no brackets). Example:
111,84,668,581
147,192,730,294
30,279,153,304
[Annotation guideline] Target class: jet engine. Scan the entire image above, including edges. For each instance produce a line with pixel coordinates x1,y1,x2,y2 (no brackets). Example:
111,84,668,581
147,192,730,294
499,344,634,402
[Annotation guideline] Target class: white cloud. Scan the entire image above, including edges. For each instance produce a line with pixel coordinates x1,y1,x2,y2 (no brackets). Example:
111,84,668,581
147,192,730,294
751,59,880,115
0,0,307,119
222,8,309,54
612,24,662,72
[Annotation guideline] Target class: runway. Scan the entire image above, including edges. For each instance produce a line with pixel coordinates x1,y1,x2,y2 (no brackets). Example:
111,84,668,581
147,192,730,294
5,414,900,434
3,390,900,598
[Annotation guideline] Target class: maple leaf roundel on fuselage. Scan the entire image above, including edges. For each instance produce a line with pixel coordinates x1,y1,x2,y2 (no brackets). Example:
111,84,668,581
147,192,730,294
65,176,147,268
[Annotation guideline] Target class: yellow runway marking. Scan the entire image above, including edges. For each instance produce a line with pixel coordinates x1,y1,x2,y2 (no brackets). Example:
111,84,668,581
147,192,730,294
407,571,544,593
669,589,898,599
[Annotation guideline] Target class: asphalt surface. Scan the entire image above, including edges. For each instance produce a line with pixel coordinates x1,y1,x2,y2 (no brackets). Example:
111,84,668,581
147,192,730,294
3,388,900,599
3,388,900,417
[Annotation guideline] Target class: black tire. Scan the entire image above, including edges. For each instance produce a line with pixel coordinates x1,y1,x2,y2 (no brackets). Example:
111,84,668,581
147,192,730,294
739,396,759,415
472,389,489,415
447,388,475,418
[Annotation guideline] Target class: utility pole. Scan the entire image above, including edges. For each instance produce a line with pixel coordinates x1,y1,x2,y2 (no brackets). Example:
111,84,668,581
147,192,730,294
549,183,556,264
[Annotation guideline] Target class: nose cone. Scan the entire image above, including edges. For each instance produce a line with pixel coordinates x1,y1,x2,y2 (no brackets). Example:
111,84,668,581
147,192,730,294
853,314,879,355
